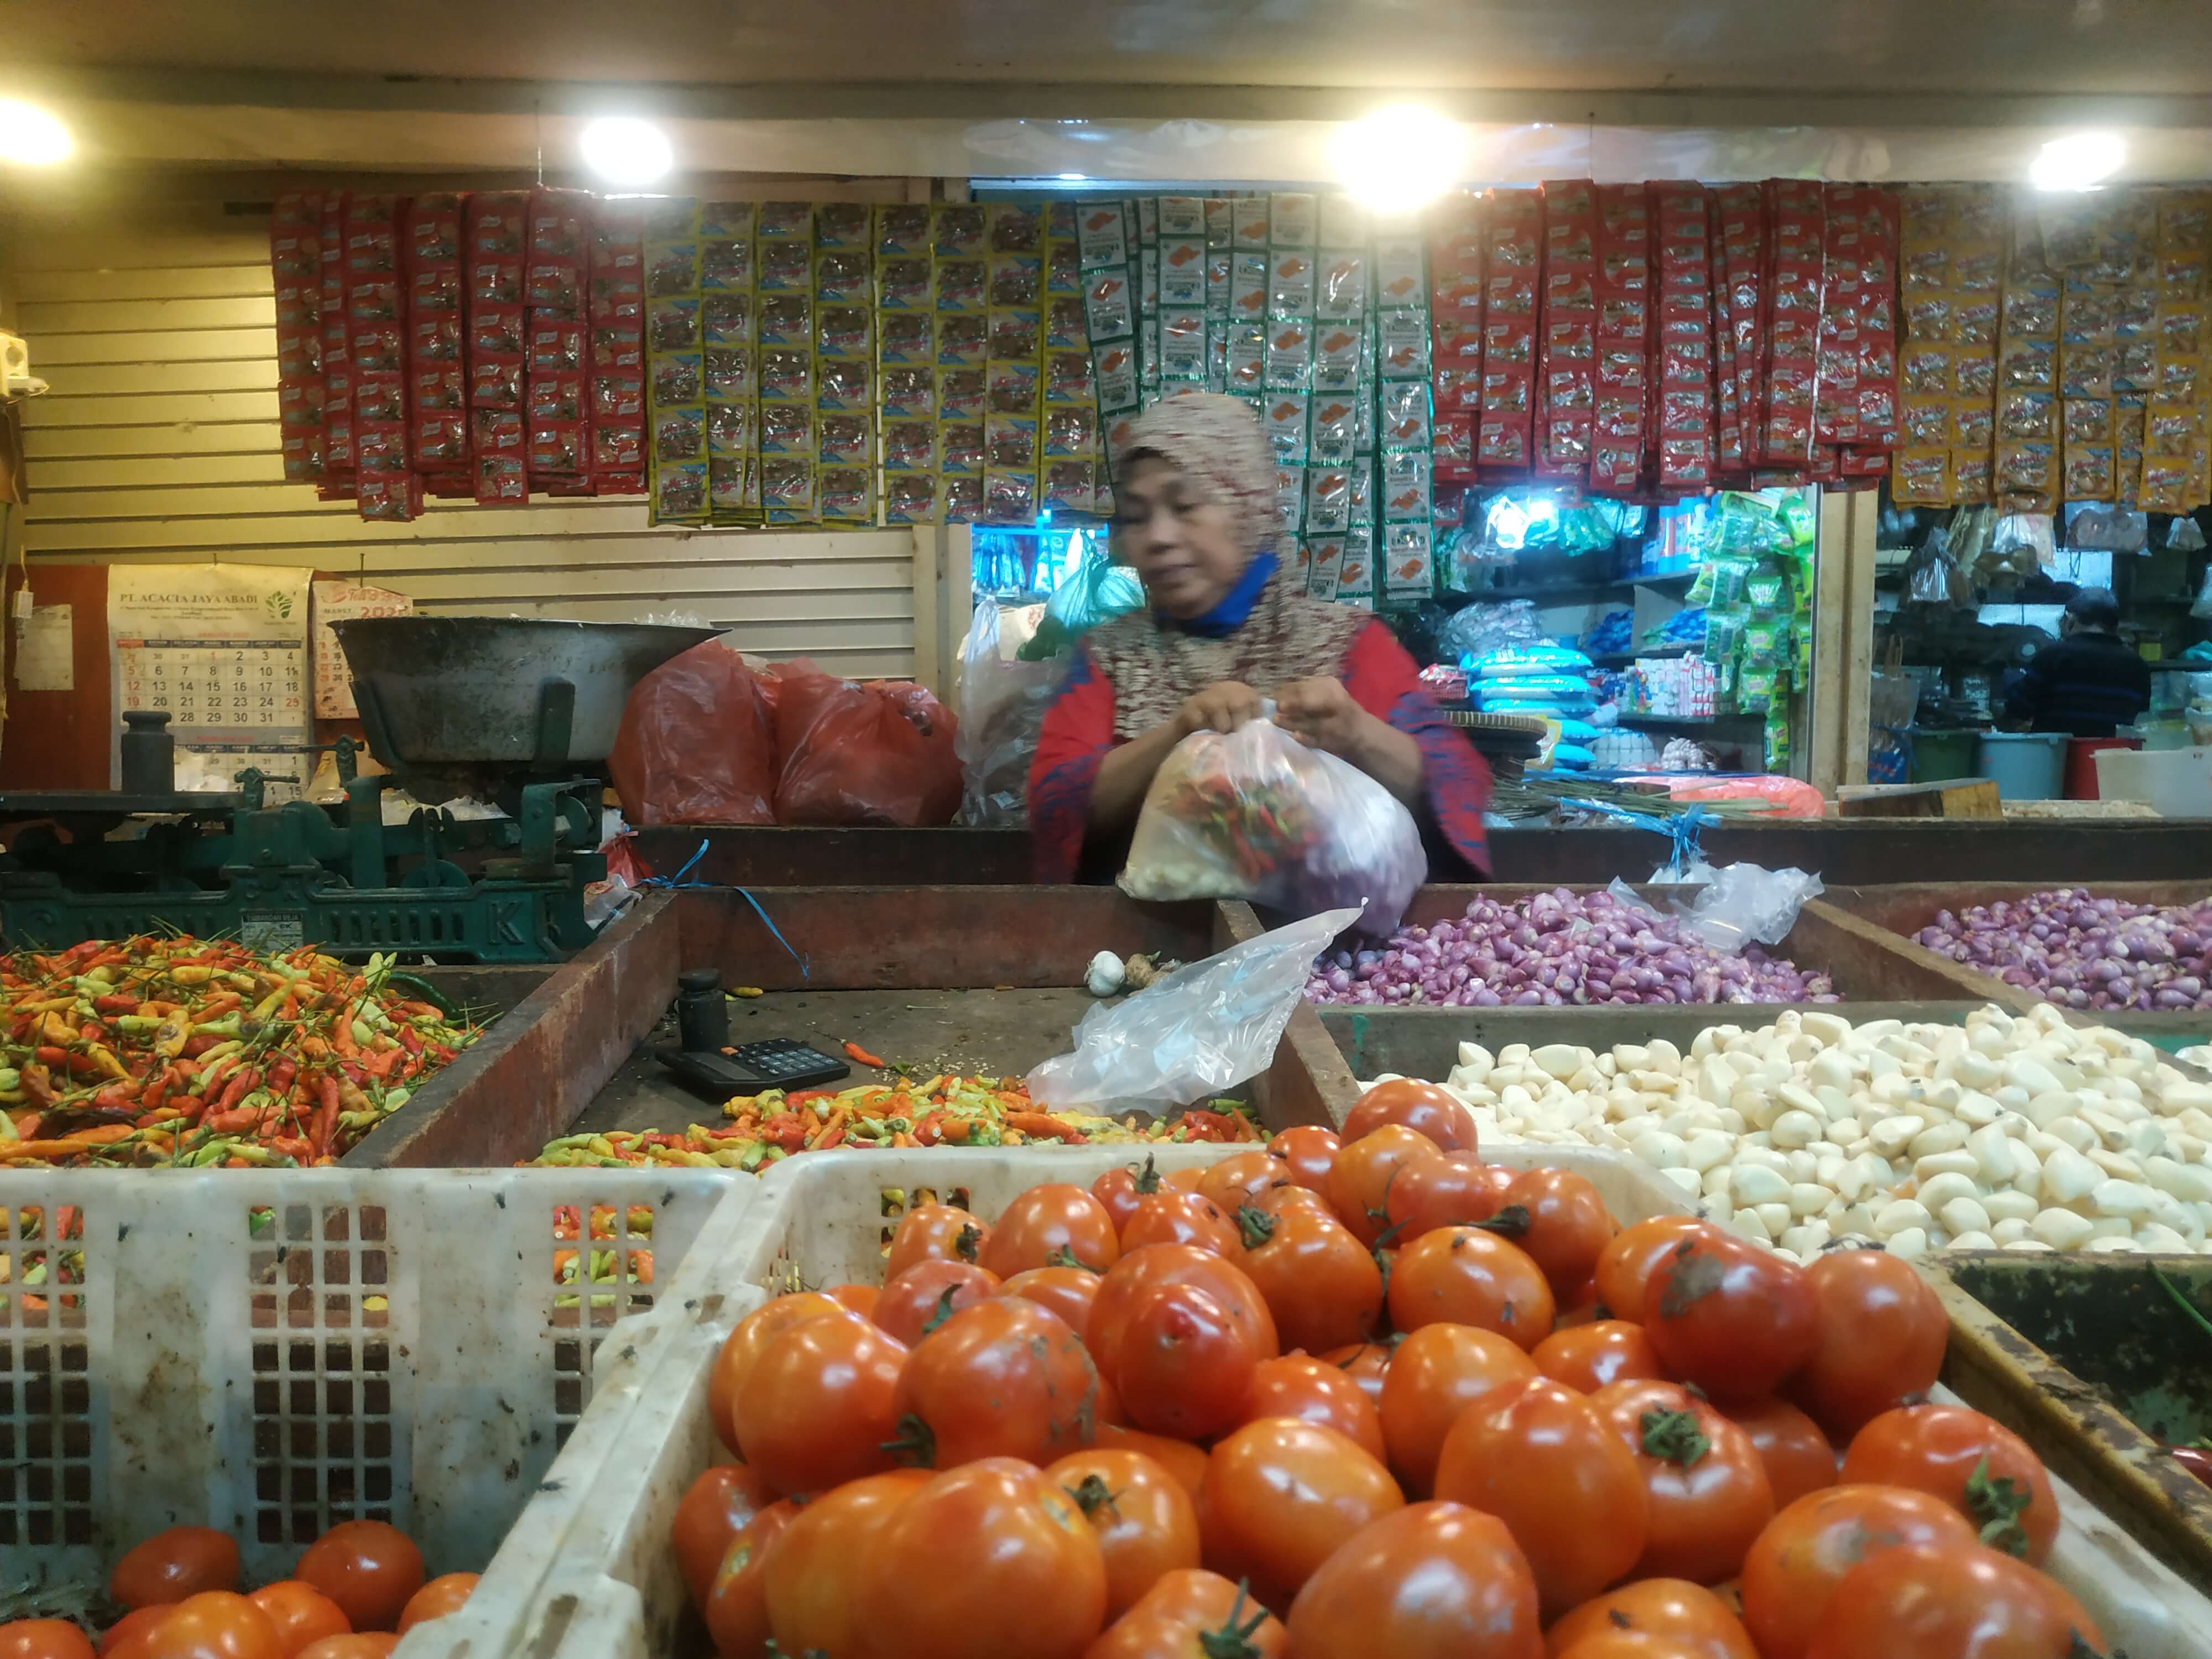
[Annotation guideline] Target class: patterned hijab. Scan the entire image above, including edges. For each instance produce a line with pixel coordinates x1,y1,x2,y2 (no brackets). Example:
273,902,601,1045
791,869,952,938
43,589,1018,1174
1109,390,1281,565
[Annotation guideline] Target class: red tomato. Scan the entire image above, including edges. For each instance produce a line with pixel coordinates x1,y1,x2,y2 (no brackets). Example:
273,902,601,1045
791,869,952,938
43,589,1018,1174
392,1576,474,1637
1326,1125,1444,1245
0,1622,95,1659
1591,1378,1775,1585
1802,1541,2104,1659
884,1202,992,1282
109,1527,241,1611
872,1258,1003,1347
982,1185,1121,1277
825,1281,878,1318
98,1609,170,1659
1085,1568,1286,1659
1004,1264,1106,1333
1788,1247,1948,1442
731,1310,908,1495
1243,1182,1332,1225
1720,1397,1837,1510
1839,1403,2059,1566
1195,1419,1404,1610
1554,1634,1723,1659
1378,1323,1538,1498
763,1469,931,1657
293,1523,424,1635
860,1458,1109,1659
1552,1277,1605,1332
1433,1376,1648,1616
1285,1501,1539,1659
1385,1151,1510,1240
1235,1206,1383,1356
1094,1159,1158,1234
1121,1190,1242,1259
1320,1340,1396,1406
708,1292,850,1454
1046,1448,1203,1621
1387,1226,1556,1350
1267,1125,1340,1192
1236,1355,1388,1462
670,1462,778,1608
1116,1281,1259,1440
1165,1167,1209,1193
1738,1484,1978,1659
140,1594,281,1659
1593,1217,1713,1321
1543,1579,1759,1659
893,1295,1103,1466
1503,1168,1616,1296
291,1641,393,1659
1533,1320,1665,1394
243,1583,349,1659
1198,1151,1290,1212
1344,1079,1478,1152
1640,1230,1818,1403
702,1499,797,1659
1093,1425,1212,1499
1089,1245,1279,1383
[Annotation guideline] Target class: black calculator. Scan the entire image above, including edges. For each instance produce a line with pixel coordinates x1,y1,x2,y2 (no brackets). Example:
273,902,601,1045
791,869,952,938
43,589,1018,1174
657,1038,851,1100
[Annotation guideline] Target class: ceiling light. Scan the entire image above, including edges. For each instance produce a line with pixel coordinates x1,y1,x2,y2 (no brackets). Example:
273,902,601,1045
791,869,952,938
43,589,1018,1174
0,101,72,166
1057,172,1087,181
580,117,674,187
2030,131,2127,192
1332,105,1467,216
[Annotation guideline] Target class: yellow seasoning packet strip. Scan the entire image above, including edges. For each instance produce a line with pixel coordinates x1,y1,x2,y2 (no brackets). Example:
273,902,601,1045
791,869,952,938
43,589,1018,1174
700,200,760,523
644,196,708,524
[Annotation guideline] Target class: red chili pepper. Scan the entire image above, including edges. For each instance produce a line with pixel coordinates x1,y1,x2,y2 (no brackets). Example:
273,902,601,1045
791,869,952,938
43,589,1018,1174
843,1041,887,1068
398,1026,424,1056
310,1075,341,1159
92,994,140,1015
211,1067,261,1119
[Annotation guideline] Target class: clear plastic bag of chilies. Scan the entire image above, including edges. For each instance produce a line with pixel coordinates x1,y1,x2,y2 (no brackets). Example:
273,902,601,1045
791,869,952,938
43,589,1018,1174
1117,714,1426,933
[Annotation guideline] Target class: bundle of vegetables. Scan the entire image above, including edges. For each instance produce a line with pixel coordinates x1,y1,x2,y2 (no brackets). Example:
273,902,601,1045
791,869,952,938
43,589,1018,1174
1305,885,1833,1007
1912,886,2212,1013
671,1085,2116,1659
0,936,478,1168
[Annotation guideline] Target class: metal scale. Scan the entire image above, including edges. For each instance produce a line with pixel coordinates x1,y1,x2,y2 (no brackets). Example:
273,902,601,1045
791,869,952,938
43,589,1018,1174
0,618,713,961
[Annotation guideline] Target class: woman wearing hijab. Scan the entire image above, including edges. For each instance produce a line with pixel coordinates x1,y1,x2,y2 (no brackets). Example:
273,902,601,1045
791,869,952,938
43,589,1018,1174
1028,392,1492,883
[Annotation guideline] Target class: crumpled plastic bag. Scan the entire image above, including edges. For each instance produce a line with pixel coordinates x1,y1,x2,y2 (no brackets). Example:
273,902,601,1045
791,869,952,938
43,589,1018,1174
955,595,1064,826
1665,862,1824,953
1117,716,1426,933
608,641,778,825
773,671,962,827
1019,545,1146,661
1027,905,1361,1114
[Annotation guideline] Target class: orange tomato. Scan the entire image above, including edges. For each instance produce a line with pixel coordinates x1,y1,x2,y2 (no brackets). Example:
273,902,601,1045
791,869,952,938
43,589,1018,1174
1387,1225,1556,1350
884,1203,992,1282
1267,1126,1340,1192
670,1462,778,1608
0,1621,95,1659
1235,1354,1388,1462
109,1528,241,1611
138,1594,281,1659
982,1185,1121,1277
1343,1080,1478,1151
1543,1578,1759,1659
1326,1126,1443,1247
394,1575,476,1636
1533,1320,1665,1395
1378,1323,1537,1497
1046,1448,1203,1622
243,1583,349,1659
707,1292,850,1454
293,1522,424,1635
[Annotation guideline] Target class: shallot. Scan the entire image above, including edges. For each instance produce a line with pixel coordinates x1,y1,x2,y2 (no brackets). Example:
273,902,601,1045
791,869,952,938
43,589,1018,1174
1912,887,2212,1014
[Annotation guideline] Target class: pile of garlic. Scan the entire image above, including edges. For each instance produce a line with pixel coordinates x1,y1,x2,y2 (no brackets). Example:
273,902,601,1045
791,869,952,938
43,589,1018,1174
1366,1001,2212,1261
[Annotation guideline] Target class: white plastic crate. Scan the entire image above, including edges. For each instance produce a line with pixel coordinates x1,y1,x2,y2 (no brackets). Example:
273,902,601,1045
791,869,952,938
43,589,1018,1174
0,1167,749,1592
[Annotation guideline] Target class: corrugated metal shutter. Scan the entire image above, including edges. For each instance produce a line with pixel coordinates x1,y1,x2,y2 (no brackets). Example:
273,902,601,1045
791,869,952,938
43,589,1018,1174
11,201,919,677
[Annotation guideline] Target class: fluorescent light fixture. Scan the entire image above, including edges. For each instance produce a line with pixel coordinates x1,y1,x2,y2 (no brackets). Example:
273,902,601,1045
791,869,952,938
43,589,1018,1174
580,116,674,187
2030,131,2127,192
1057,171,1087,181
1332,105,1466,215
0,101,72,166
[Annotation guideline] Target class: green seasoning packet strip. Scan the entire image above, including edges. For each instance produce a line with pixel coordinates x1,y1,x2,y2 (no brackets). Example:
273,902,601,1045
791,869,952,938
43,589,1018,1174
1374,207,1436,610
700,200,759,524
1081,200,1139,503
983,202,1046,525
1205,197,1234,394
1136,196,1161,406
644,197,707,525
1264,192,1318,572
1305,193,1368,597
877,202,937,526
1041,201,1105,522
757,201,818,524
933,202,988,524
815,201,875,526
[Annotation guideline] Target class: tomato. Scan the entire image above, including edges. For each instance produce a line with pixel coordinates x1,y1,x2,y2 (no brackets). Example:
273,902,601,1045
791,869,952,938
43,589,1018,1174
1047,1449,1203,1621
110,1527,241,1611
1235,1206,1383,1356
1116,1281,1259,1440
732,1311,907,1495
893,1295,1102,1466
1593,1217,1713,1321
1094,1425,1212,1499
1004,1264,1105,1333
1094,1159,1160,1234
1285,1500,1538,1659
826,1283,878,1317
1552,1277,1605,1332
243,1584,348,1659
291,1641,393,1659
1242,1182,1332,1225
1533,1320,1664,1394
1502,1169,1615,1296
1591,1378,1775,1585
99,1609,170,1659
1165,1167,1209,1193
1198,1150,1289,1212
1121,1190,1242,1259
293,1523,424,1635
1720,1397,1835,1511
1788,1247,1947,1442
1089,1245,1279,1383
671,1463,778,1608
1543,1579,1759,1659
1320,1339,1396,1406
0,1621,94,1659
1640,1230,1818,1403
1388,1225,1556,1350
708,1292,849,1453
702,1499,797,1659
1235,1355,1387,1460
982,1185,1121,1277
1433,1376,1647,1616
1378,1323,1537,1496
1267,1125,1340,1192
763,1469,931,1657
1554,1634,1724,1658
885,1202,992,1282
1839,1403,2058,1566
1385,1151,1510,1240
1802,1541,2104,1659
861,1458,1109,1659
1738,1484,1978,1659
1195,1419,1404,1610
1086,1568,1287,1659
140,1594,281,1659
872,1258,1003,1347
393,1575,474,1637
1326,1125,1443,1245
1344,1079,1478,1152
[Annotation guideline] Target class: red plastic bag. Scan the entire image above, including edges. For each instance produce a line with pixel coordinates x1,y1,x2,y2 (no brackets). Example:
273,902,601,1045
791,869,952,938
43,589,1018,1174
608,643,778,825
773,672,962,827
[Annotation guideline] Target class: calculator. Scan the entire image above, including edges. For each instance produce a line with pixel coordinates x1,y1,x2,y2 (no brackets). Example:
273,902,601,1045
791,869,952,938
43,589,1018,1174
656,1038,851,1100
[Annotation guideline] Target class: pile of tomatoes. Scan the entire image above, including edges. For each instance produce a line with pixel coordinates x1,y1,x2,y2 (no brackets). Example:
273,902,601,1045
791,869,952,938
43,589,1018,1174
0,1520,478,1659
669,1075,2114,1659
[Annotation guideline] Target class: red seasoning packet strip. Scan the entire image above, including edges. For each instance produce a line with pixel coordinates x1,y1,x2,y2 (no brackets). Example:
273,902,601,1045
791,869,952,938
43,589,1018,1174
1536,179,1597,487
467,191,531,507
271,192,327,487
591,198,648,497
1716,184,1766,484
404,192,468,497
1590,182,1650,495
1651,182,1715,494
526,188,593,491
344,193,419,521
1427,191,1483,488
1477,188,1540,478
1759,180,1823,469
317,191,355,501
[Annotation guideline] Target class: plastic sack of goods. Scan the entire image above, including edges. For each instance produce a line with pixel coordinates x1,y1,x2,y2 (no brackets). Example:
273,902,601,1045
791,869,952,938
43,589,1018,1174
1117,713,1426,933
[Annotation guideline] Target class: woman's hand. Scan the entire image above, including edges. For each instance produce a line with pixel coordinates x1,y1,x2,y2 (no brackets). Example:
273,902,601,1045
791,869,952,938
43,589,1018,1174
1274,676,1371,757
1176,680,1266,737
